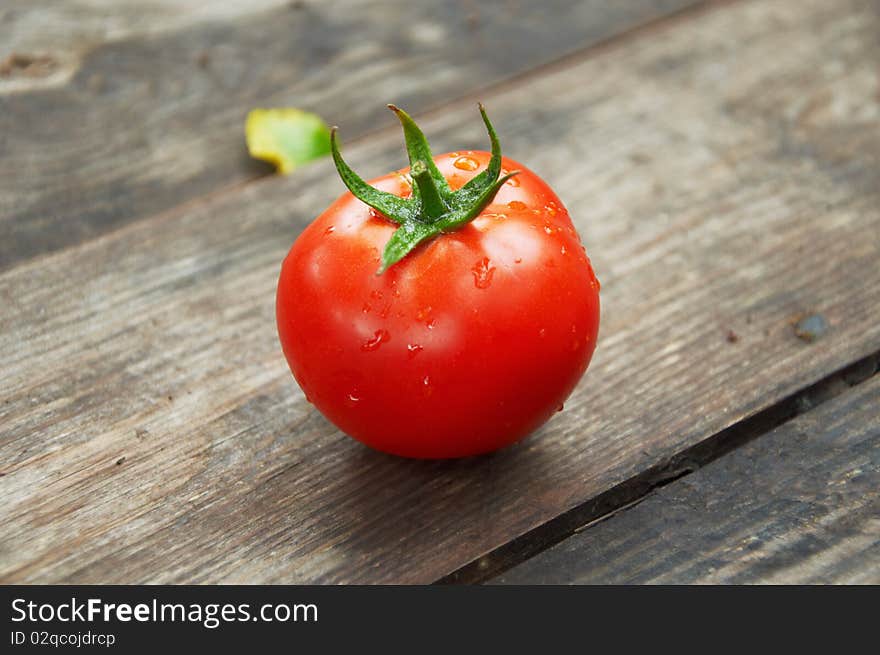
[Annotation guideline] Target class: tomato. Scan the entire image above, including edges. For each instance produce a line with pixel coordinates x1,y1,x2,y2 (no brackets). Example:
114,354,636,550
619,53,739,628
276,105,600,458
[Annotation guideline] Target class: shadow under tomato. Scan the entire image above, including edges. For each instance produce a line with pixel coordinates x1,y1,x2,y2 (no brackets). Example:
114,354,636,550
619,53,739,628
323,423,564,582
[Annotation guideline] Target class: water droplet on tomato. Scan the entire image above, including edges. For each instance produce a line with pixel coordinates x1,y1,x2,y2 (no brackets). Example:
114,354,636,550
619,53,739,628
346,392,360,405
472,257,496,289
561,245,567,255
361,329,390,352
422,375,433,397
514,257,522,264
454,156,479,171
407,343,423,358
507,200,527,211
539,328,546,338
543,226,554,235
556,403,564,413
324,225,335,235
506,175,520,187
426,318,436,330
362,303,371,313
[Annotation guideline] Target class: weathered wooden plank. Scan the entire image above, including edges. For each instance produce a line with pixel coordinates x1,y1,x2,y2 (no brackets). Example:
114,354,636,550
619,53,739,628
1,0,879,583
492,373,880,584
0,0,701,271
0,1,284,70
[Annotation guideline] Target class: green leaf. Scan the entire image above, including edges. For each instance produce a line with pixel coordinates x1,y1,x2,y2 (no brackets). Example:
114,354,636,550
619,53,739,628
245,108,331,174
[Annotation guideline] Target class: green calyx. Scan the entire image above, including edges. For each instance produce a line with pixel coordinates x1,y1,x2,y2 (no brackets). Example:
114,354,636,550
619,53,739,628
330,104,519,273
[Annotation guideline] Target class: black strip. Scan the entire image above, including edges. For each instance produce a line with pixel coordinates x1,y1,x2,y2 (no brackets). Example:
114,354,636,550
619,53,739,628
439,351,880,584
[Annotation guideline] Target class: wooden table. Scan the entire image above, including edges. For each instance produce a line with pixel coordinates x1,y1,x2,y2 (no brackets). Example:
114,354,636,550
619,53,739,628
1,0,878,584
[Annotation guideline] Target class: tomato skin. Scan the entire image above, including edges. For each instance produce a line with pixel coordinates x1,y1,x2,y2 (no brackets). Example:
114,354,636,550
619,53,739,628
276,151,599,458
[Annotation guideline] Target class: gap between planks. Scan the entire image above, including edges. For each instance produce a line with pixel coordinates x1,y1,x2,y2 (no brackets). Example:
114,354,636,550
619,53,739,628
445,351,880,583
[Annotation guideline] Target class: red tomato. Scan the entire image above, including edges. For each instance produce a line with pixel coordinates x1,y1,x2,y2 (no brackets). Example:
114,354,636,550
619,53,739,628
276,107,599,458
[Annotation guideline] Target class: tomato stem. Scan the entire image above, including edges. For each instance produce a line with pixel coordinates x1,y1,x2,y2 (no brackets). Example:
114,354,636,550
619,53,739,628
409,159,448,220
330,104,518,273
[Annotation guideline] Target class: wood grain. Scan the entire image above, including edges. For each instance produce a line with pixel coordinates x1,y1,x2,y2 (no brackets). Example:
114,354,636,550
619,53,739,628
0,0,285,81
1,0,879,583
0,0,701,270
492,373,880,584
